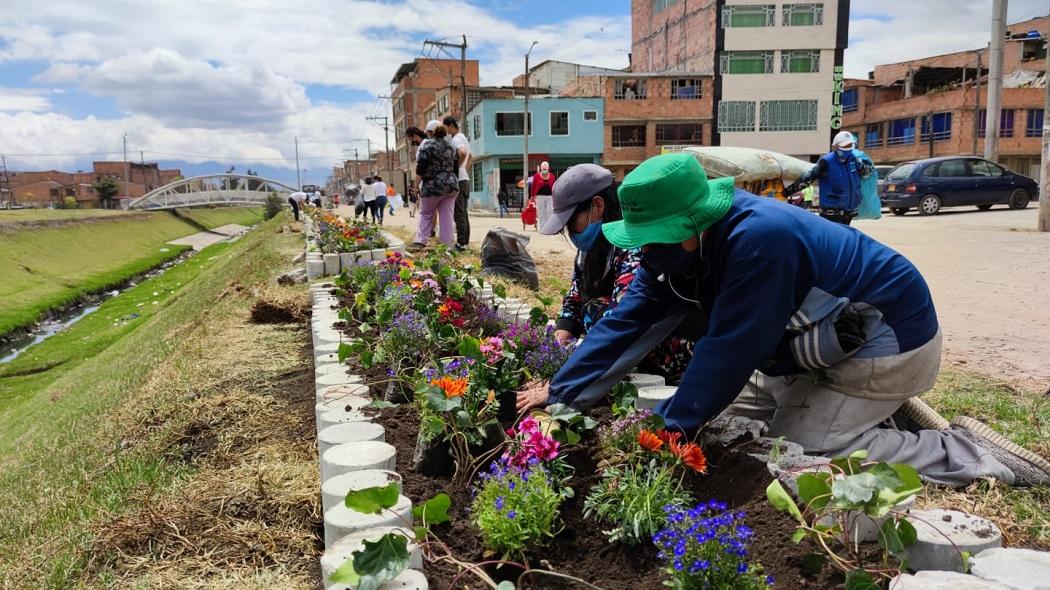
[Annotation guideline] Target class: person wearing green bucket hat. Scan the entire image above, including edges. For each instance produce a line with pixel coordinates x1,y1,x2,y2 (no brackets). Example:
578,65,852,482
516,152,1049,487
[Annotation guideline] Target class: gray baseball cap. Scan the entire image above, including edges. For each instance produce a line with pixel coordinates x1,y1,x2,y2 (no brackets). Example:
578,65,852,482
539,164,614,235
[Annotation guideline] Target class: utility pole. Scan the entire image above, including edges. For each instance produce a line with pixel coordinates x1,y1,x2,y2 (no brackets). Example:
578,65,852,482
985,0,1007,162
423,36,469,119
140,150,144,166
366,115,392,173
294,136,301,190
523,41,538,205
1039,15,1050,232
973,50,982,155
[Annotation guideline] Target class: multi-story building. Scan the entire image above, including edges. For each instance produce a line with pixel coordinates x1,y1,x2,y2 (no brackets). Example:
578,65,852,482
3,162,182,208
843,15,1048,179
390,58,480,180
561,72,713,180
629,0,850,160
512,60,627,94
464,96,605,211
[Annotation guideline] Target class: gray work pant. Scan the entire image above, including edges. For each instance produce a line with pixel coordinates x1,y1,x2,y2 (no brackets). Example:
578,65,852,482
726,335,1014,487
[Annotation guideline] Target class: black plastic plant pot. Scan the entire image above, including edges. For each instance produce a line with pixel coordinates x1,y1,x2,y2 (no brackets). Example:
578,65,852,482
413,431,454,476
384,378,414,404
496,390,518,423
472,423,508,457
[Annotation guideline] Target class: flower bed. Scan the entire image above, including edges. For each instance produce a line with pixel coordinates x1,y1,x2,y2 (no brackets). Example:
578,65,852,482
308,210,388,254
321,250,906,589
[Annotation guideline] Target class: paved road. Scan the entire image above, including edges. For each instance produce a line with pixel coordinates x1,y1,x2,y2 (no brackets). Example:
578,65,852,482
372,204,1050,389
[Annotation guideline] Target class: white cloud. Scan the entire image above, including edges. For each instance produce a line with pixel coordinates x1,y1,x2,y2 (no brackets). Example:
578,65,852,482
0,88,52,112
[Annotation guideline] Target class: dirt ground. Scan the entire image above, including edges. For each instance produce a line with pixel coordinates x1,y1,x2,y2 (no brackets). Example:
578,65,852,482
357,203,1049,391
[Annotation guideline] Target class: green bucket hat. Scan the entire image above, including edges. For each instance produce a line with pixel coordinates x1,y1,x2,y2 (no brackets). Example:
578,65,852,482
602,153,735,249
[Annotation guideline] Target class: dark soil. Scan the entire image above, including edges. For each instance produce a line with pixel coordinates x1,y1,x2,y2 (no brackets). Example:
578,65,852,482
374,403,843,590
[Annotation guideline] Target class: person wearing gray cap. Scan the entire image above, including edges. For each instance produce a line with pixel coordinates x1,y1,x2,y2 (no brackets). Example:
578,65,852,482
538,163,695,378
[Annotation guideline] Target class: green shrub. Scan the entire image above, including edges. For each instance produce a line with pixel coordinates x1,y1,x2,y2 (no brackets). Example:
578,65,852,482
471,459,562,557
263,193,284,220
584,458,693,544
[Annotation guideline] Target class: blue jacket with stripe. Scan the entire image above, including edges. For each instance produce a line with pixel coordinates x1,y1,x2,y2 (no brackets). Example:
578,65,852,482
546,191,939,433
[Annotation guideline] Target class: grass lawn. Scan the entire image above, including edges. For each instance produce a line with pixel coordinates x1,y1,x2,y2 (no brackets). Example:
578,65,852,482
0,212,315,588
0,209,131,222
0,207,262,337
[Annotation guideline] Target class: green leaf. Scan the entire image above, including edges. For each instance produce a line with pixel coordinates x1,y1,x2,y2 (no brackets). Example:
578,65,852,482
359,322,373,334
844,569,878,590
878,518,905,557
412,493,451,526
493,283,507,299
791,527,808,544
426,390,461,412
328,557,361,585
765,480,804,522
457,336,483,361
801,553,827,574
353,533,410,590
869,462,904,490
547,403,580,422
832,472,878,505
338,341,354,363
898,518,918,546
831,452,865,475
552,428,581,445
399,268,412,281
796,473,833,511
344,482,399,515
454,409,472,429
496,582,516,590
368,400,398,410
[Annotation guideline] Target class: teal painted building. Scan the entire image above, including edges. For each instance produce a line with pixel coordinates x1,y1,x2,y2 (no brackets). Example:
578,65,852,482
464,96,604,211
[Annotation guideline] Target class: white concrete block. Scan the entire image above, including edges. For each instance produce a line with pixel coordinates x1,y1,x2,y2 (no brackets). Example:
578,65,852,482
816,497,916,543
316,363,352,378
315,395,374,424
315,331,345,345
316,372,364,388
315,342,342,354
320,527,423,590
307,259,324,279
317,383,371,404
369,248,387,262
746,436,805,465
636,386,677,411
625,373,665,389
315,352,342,366
971,547,1050,590
322,470,402,516
353,250,372,266
905,509,1002,573
339,252,355,271
324,494,413,548
766,454,833,497
324,253,341,276
890,571,1011,590
318,421,385,457
321,441,396,481
317,409,374,435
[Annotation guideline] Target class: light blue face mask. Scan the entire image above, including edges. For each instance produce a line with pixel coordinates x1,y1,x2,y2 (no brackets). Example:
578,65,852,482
569,212,602,251
835,148,851,160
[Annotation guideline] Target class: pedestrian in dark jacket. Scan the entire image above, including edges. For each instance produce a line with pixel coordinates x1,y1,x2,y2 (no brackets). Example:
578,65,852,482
516,152,1049,487
785,131,873,225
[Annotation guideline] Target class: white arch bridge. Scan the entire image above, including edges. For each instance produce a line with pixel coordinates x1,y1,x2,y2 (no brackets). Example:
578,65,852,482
126,174,298,210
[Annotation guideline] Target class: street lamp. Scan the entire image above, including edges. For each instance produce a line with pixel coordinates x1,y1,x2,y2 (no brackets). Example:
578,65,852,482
523,41,538,208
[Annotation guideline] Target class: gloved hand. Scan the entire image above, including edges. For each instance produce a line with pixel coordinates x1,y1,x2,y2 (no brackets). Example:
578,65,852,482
783,182,804,196
834,306,867,355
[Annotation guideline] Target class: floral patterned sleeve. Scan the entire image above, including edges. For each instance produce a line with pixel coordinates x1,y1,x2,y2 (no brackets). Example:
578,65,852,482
555,251,586,336
608,248,642,310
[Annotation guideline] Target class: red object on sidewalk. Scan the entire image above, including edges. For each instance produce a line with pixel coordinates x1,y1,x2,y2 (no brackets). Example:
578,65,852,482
521,197,538,230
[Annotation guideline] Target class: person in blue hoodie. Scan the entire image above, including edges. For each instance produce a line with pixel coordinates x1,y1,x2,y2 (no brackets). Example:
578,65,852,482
784,131,871,225
516,152,1050,487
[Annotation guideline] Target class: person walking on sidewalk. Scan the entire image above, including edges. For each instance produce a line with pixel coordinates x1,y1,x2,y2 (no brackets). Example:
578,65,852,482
517,152,1050,487
531,161,557,229
784,131,872,226
361,177,377,223
497,187,509,218
444,116,471,251
372,175,388,225
410,123,460,249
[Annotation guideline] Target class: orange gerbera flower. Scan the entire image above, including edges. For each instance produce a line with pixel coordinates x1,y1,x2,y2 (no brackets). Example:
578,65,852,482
485,390,496,404
431,376,468,398
656,429,682,446
669,439,708,474
638,429,664,452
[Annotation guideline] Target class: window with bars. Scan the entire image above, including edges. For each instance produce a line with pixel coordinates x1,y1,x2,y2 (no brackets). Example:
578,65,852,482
978,109,1015,138
720,5,775,27
550,111,569,136
1026,109,1044,137
611,125,647,147
783,3,823,26
719,51,774,74
614,79,648,99
439,95,449,113
471,163,483,192
865,122,882,147
495,112,532,136
655,123,703,145
920,112,953,142
583,110,598,121
781,49,821,73
759,100,817,131
653,0,679,14
718,101,756,132
842,88,859,112
473,115,481,140
887,117,916,146
671,78,703,100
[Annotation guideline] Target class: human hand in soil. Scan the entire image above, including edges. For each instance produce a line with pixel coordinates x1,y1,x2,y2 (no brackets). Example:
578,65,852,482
554,329,575,346
516,380,550,412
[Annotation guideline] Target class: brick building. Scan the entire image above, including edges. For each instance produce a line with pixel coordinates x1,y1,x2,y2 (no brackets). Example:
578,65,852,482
843,15,1048,179
562,72,712,180
630,0,718,74
2,161,182,208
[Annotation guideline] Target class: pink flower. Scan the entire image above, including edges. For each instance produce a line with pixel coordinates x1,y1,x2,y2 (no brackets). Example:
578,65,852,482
517,416,538,434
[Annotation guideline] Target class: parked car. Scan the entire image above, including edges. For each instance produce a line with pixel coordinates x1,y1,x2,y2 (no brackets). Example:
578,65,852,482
880,156,1036,215
874,165,895,191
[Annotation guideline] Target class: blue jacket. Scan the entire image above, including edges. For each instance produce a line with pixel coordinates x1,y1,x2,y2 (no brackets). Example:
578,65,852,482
546,191,939,433
801,151,871,211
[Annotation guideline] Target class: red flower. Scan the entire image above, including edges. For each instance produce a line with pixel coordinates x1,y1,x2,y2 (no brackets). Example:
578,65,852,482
656,429,682,446
638,430,664,452
668,438,708,474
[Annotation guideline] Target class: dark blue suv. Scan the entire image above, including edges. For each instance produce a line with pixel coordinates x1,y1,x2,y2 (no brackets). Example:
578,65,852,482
880,156,1037,215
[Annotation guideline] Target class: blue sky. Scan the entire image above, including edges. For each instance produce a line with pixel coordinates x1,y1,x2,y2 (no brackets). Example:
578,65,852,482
0,0,1046,188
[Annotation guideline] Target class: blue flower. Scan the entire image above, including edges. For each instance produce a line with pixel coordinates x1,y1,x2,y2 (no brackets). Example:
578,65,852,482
494,496,504,511
737,563,749,574
766,575,775,585
507,510,517,520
